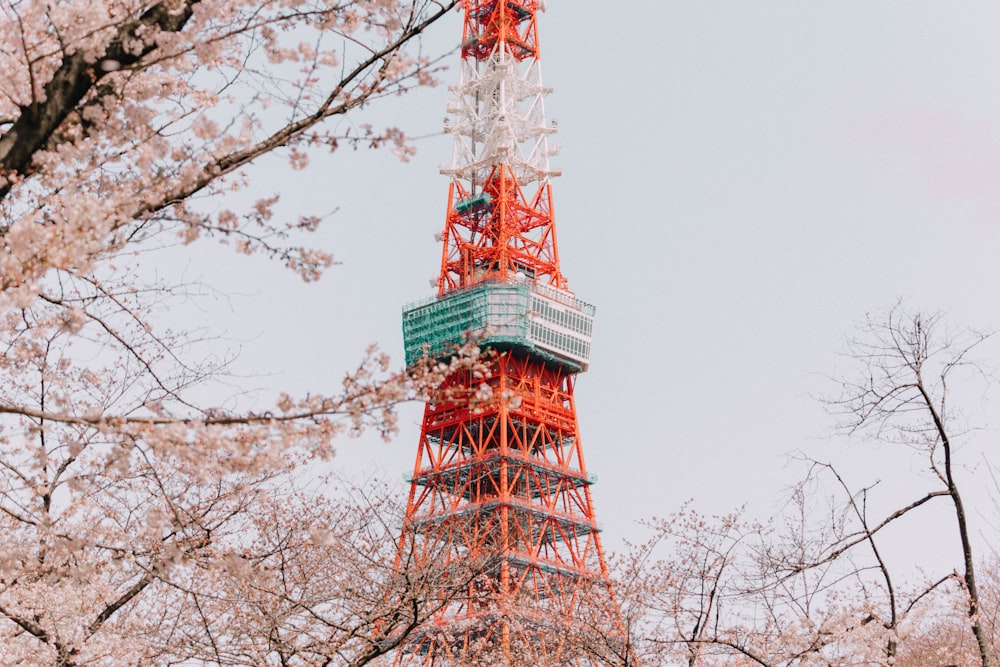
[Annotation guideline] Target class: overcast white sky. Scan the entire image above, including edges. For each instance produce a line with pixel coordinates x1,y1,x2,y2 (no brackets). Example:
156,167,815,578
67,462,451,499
173,3,1000,572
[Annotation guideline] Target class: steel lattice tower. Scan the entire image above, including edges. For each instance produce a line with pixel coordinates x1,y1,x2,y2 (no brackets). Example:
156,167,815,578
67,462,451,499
396,2,621,664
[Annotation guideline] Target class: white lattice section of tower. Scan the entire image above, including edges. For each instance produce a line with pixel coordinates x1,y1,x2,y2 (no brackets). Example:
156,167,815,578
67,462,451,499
440,49,560,186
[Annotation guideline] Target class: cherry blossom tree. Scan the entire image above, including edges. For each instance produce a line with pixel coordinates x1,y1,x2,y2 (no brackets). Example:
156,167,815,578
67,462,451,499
827,306,994,666
0,0,457,292
0,1,503,664
604,306,1000,666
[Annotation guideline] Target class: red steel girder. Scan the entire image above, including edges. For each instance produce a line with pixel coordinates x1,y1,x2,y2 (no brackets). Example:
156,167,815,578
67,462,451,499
438,165,565,294
461,0,540,61
395,352,617,665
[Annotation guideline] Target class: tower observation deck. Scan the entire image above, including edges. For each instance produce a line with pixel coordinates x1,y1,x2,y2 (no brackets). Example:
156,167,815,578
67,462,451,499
394,2,625,665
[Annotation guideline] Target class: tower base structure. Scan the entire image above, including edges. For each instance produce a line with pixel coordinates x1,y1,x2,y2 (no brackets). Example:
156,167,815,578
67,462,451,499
394,345,625,666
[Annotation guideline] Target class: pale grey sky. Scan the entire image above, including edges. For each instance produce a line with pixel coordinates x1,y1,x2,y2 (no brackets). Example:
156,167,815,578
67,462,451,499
170,2,1000,571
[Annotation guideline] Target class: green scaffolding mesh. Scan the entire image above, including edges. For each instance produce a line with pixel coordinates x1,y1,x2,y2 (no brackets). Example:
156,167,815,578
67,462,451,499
402,282,595,371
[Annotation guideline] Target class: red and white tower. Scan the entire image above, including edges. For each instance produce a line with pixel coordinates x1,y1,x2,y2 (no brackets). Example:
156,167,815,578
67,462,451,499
396,2,622,664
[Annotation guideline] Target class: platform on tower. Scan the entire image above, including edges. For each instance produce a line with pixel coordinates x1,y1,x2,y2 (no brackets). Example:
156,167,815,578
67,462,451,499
402,281,595,372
